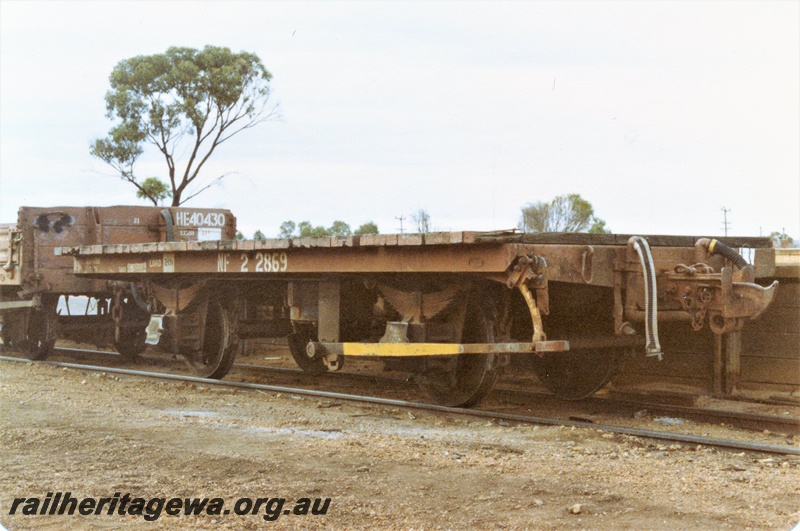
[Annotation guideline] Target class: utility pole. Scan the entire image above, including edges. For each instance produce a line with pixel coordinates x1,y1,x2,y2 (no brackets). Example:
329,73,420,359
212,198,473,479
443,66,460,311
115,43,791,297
395,215,405,234
721,206,731,237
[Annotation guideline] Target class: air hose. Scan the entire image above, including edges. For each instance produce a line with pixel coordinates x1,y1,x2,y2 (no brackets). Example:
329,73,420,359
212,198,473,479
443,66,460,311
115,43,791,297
628,236,663,360
701,238,749,269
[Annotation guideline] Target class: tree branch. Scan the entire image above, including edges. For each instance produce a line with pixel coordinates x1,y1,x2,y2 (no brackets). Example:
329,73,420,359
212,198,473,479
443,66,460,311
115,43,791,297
179,173,232,203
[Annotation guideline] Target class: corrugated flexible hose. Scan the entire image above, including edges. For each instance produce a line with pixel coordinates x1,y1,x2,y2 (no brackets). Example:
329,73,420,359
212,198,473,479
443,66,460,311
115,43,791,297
707,239,748,269
628,236,663,360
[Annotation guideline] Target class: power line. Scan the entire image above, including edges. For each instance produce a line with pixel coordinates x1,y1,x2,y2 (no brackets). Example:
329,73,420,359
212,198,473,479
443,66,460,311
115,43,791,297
395,215,405,234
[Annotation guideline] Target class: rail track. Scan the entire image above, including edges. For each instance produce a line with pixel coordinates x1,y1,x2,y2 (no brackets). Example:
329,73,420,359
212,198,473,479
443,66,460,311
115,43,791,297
2,347,798,457
231,361,800,437
28,345,800,437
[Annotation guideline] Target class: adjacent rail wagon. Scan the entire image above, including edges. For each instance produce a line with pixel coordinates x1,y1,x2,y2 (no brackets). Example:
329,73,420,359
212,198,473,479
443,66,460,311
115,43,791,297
52,213,778,407
0,206,235,360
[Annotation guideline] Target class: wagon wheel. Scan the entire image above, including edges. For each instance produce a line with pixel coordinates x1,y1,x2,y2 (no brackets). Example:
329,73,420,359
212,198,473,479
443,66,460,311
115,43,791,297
0,309,22,350
113,298,149,360
113,328,147,360
21,302,57,360
189,299,239,379
530,347,627,400
287,326,328,375
424,300,502,407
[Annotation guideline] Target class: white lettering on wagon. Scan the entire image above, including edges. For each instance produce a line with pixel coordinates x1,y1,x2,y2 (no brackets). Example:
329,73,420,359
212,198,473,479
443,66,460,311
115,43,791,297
240,252,288,273
217,253,230,272
198,227,222,241
174,211,226,228
163,253,175,273
127,262,147,273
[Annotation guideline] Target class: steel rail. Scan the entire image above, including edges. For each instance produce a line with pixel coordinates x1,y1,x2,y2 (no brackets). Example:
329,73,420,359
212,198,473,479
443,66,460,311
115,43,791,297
232,362,800,436
492,386,800,435
15,348,800,436
1,355,797,456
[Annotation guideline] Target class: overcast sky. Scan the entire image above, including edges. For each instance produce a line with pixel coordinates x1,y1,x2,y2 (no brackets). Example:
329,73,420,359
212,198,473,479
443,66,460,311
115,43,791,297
1,1,798,240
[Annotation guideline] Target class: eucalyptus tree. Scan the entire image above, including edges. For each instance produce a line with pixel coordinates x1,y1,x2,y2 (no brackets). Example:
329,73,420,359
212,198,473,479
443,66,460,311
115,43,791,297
91,45,275,206
519,193,610,233
277,220,357,238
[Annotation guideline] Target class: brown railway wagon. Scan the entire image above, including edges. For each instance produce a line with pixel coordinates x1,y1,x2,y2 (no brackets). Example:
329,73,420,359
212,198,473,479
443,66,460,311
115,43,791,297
611,251,799,400
58,227,778,407
0,206,235,359
730,255,799,398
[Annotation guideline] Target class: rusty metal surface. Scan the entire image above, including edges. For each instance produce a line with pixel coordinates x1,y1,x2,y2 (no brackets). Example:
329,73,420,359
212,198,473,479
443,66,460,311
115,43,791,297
7,206,236,296
2,204,787,404
59,231,782,341
54,223,781,372
61,232,777,282
64,242,527,277
516,232,773,248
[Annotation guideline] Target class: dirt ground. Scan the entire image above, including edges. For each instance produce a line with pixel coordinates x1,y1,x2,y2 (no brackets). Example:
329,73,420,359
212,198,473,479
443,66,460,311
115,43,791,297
2,355,800,530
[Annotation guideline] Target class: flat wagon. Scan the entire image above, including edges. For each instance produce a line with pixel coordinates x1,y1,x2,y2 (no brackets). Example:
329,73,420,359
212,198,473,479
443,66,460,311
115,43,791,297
56,223,778,406
0,206,235,359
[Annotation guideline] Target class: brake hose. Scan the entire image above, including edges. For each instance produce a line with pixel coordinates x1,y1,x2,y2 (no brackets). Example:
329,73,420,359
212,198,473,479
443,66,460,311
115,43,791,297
628,236,663,360
701,238,749,269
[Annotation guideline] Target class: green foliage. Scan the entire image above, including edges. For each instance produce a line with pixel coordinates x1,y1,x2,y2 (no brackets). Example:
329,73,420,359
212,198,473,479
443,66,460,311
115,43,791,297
519,193,609,233
276,221,330,238
235,231,244,240
253,230,266,241
328,221,352,238
134,177,172,205
91,45,274,206
769,230,794,247
297,221,330,238
278,221,296,239
278,220,378,238
354,221,379,235
588,218,611,234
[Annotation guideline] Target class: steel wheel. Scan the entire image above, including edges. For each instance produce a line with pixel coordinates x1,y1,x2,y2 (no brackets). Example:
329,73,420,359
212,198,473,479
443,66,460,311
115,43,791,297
424,300,501,407
189,299,238,379
0,311,21,350
113,298,149,359
288,328,328,375
114,329,147,359
19,302,57,360
530,347,626,400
